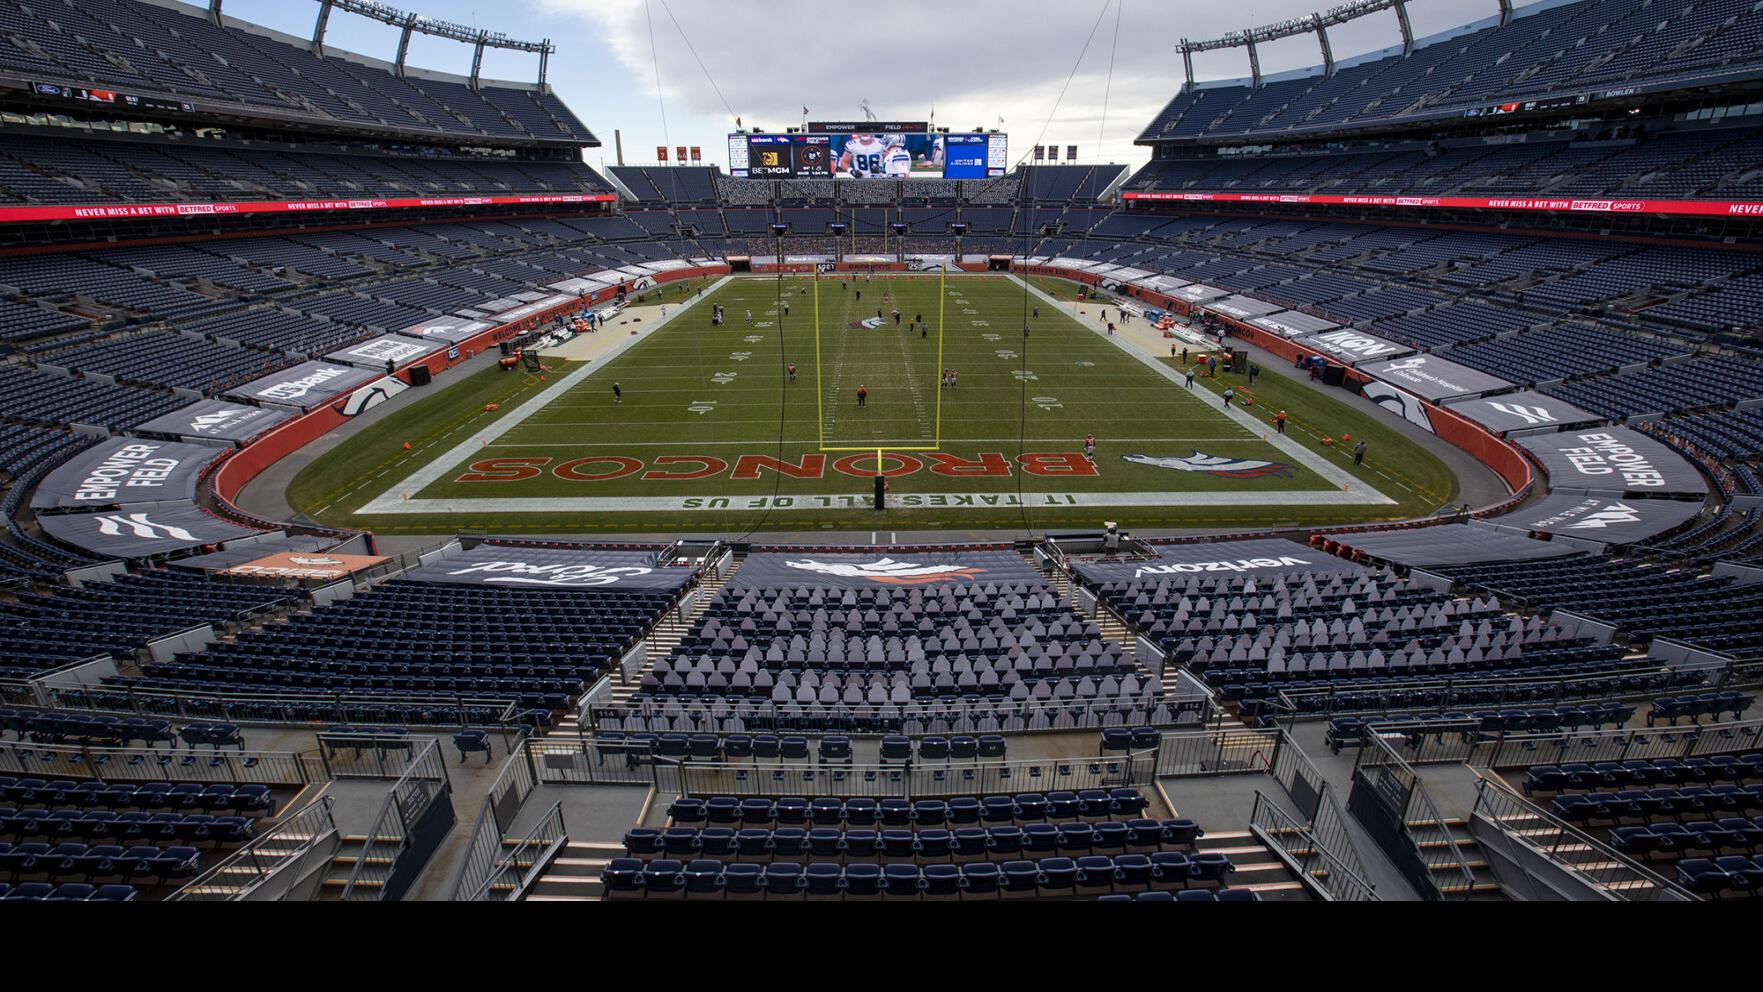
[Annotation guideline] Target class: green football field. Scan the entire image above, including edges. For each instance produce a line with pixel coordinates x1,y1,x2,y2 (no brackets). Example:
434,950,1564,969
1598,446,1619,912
289,274,1461,535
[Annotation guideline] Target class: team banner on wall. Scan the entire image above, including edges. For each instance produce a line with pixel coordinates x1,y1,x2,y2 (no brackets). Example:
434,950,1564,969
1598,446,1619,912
1517,428,1709,496
1296,328,1416,365
38,503,263,558
221,552,391,581
324,334,447,370
225,361,380,411
1246,310,1338,339
1325,523,1581,567
732,551,1046,589
396,316,495,343
402,545,692,591
0,192,617,225
1441,390,1604,434
1168,284,1229,304
31,438,223,510
1072,538,1367,584
134,399,294,444
1506,492,1704,544
1204,295,1286,321
1357,354,1513,402
1360,381,1435,433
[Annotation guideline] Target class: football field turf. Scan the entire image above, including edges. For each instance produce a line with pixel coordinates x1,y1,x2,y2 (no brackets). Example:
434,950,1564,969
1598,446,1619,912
290,274,1460,535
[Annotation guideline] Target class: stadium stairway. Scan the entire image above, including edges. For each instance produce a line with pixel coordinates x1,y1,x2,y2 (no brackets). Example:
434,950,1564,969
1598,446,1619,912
1412,815,1504,901
1190,828,1313,901
522,840,622,901
551,553,745,737
314,833,395,901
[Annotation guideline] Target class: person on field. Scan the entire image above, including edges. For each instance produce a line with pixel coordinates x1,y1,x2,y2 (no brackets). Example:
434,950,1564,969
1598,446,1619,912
612,382,622,405
1275,410,1288,435
1353,439,1368,466
745,309,752,324
1248,362,1260,385
1181,347,1189,365
1184,366,1195,389
787,363,797,382
1083,433,1096,461
857,384,868,407
783,301,790,317
1222,387,1235,408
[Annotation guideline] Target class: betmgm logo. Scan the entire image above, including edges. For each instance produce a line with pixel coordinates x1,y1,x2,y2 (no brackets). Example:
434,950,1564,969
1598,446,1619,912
1486,401,1560,427
92,512,198,542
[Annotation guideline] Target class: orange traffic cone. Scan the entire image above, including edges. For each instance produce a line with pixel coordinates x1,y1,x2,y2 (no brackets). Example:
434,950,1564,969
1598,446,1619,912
402,442,412,450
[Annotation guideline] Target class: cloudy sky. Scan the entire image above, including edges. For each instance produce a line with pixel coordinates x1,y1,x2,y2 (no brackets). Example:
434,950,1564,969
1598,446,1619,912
223,0,1498,173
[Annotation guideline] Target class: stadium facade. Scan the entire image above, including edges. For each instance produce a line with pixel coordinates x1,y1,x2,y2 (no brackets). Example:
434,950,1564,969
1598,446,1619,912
0,0,1758,902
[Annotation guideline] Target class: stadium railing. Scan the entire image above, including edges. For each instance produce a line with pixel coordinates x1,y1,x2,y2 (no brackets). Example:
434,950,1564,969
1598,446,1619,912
1349,732,1478,900
1267,661,1725,720
1469,775,1695,902
453,802,567,902
589,693,1213,737
10,677,522,730
670,752,1158,799
1250,791,1380,901
340,739,453,902
167,796,340,902
0,738,321,787
450,740,545,901
1466,717,1763,770
1154,726,1280,777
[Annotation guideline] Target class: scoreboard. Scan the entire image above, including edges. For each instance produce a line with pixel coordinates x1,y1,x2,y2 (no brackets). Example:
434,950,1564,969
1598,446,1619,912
728,130,1006,179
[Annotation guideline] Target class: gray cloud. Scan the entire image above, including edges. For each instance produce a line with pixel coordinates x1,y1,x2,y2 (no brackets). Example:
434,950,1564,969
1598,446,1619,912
536,0,1469,169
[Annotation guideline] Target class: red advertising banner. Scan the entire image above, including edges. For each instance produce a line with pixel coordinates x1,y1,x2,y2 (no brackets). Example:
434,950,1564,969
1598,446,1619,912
1119,189,1763,219
676,146,688,163
690,146,702,163
0,193,618,225
657,146,669,162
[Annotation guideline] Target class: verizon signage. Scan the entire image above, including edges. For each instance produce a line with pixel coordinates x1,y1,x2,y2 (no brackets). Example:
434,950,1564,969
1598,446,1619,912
1119,190,1763,219
1072,538,1367,584
0,192,618,225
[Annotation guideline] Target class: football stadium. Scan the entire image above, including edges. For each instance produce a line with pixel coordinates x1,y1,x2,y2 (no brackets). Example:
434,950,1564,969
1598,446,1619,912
0,0,1761,906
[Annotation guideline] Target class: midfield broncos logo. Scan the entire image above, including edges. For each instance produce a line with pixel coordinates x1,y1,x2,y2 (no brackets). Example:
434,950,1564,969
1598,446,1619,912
782,557,988,585
1122,451,1293,479
848,316,886,330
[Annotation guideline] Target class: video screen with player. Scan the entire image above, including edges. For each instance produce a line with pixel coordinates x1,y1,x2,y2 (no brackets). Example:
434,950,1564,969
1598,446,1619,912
727,128,1005,179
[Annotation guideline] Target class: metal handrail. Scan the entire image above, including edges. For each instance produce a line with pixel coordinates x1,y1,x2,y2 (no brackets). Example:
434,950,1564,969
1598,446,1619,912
339,739,449,901
591,693,1212,736
1272,661,1722,719
459,802,567,902
167,796,339,901
0,740,321,786
8,677,521,729
1469,717,1763,769
449,744,540,901
1470,775,1695,901
1250,791,1380,901
1358,732,1477,898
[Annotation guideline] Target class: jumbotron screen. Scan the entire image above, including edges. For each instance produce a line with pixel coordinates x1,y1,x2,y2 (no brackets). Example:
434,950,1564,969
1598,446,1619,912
727,130,1006,179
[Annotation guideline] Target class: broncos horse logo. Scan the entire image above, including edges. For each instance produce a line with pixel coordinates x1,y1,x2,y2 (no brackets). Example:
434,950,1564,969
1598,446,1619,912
1122,451,1293,479
783,558,987,585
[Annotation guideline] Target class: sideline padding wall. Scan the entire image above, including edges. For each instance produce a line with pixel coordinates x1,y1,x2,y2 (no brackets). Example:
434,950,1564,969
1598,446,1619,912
211,265,731,512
